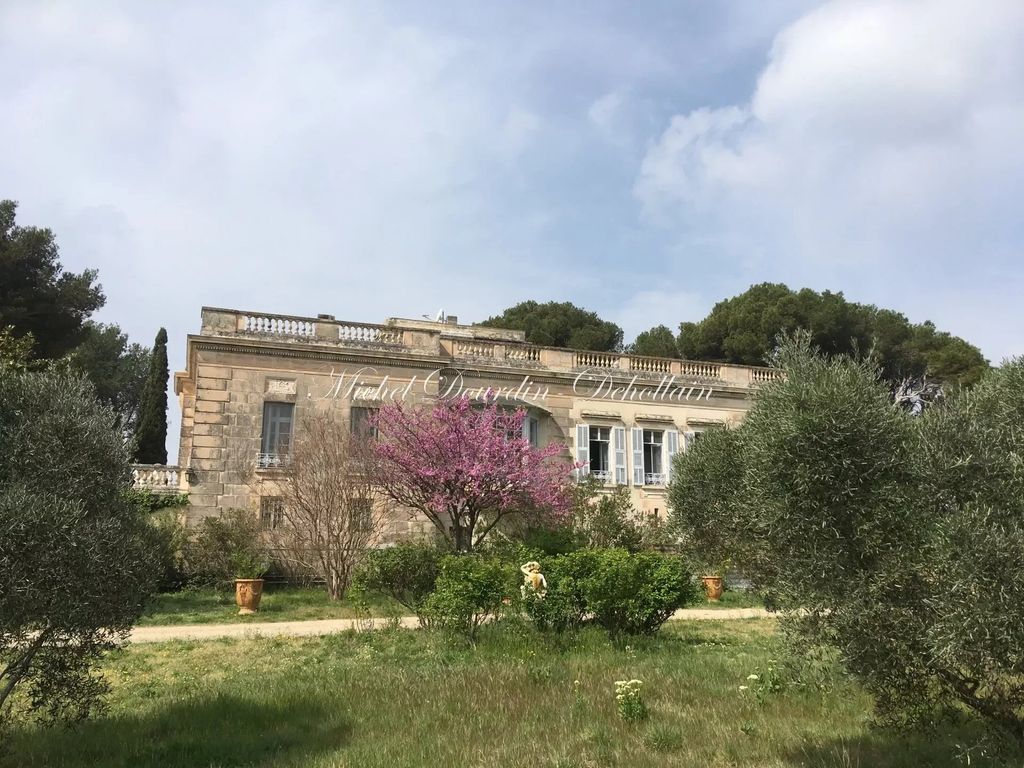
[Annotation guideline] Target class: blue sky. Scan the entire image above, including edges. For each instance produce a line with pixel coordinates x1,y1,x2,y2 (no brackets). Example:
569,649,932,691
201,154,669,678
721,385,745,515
2,1,1022,459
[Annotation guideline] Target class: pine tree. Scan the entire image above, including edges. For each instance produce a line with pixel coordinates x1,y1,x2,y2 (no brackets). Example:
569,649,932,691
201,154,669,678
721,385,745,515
135,328,168,464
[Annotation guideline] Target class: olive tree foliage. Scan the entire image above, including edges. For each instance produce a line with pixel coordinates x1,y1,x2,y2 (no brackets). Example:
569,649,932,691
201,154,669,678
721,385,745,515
0,364,157,725
669,334,1024,743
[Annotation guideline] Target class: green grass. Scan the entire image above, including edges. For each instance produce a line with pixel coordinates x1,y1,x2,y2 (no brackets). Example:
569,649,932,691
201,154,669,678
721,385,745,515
699,587,766,609
137,586,402,625
4,620,1009,767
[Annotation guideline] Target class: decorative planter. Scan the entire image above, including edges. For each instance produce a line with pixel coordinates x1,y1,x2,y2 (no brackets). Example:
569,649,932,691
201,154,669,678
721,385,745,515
701,576,724,602
234,578,265,615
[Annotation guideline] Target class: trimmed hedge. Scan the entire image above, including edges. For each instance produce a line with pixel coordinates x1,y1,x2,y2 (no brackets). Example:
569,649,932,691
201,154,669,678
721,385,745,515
352,542,444,626
525,549,697,636
423,555,511,640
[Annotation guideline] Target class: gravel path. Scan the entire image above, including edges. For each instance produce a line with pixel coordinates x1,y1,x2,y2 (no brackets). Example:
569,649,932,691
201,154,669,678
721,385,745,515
129,607,769,644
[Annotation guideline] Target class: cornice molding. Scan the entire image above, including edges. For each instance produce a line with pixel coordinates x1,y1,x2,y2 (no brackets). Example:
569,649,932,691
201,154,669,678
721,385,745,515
183,334,755,401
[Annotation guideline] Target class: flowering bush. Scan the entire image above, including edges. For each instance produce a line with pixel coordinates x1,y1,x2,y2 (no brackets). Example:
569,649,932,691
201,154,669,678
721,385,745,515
614,679,647,722
372,397,574,551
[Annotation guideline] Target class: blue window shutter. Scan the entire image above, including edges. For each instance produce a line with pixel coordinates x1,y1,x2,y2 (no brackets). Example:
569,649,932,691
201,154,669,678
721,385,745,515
613,427,627,485
666,430,679,482
575,424,590,479
631,427,644,485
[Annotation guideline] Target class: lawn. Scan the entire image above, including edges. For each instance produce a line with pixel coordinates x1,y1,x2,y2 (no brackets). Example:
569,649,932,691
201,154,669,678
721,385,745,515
138,585,762,626
137,586,403,625
4,620,1005,768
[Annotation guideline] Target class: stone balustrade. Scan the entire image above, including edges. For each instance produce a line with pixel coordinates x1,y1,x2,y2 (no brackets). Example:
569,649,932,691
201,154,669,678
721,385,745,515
630,355,673,374
679,361,722,379
575,351,620,370
200,306,781,389
131,464,186,491
337,322,404,346
749,367,785,385
240,313,315,338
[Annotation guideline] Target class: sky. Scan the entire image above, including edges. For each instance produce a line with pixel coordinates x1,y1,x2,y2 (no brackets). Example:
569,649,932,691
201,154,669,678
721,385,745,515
2,0,1023,461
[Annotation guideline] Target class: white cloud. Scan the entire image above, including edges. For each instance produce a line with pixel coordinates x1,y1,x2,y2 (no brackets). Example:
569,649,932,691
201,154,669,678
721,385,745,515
635,0,1024,358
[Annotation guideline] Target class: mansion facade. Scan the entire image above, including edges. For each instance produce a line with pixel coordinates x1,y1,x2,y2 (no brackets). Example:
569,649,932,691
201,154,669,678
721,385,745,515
138,306,781,538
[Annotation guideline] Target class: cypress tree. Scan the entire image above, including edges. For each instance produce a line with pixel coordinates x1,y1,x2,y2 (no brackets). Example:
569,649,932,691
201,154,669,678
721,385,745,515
135,328,168,464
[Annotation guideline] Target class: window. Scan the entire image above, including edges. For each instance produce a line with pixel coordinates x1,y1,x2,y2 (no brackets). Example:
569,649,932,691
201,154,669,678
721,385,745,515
350,497,374,532
589,426,611,481
523,415,540,447
259,402,294,467
260,497,284,529
350,406,378,439
643,429,664,485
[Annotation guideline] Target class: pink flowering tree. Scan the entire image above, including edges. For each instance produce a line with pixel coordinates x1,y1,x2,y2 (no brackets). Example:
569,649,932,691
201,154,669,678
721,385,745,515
371,396,574,552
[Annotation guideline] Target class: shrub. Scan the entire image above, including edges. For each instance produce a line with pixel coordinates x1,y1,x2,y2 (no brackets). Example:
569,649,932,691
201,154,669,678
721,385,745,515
0,364,157,725
667,426,748,571
147,510,189,592
184,508,267,587
351,542,444,625
507,478,668,557
581,549,696,636
423,555,512,640
523,550,598,633
524,549,696,636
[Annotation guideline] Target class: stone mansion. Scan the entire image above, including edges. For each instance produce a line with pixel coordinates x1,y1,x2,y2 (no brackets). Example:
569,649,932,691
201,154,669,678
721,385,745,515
133,307,781,536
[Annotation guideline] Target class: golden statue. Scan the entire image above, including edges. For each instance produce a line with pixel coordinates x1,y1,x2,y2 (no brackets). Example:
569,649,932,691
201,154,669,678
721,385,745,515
520,561,547,599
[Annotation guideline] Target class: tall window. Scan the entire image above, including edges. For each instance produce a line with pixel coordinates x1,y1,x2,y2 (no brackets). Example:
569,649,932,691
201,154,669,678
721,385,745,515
259,402,294,467
260,496,284,529
350,406,378,439
589,426,611,481
350,497,373,532
643,429,664,484
524,415,540,447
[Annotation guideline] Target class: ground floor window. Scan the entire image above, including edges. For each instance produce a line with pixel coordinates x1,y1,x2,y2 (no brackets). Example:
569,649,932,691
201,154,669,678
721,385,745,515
260,496,284,529
350,405,378,439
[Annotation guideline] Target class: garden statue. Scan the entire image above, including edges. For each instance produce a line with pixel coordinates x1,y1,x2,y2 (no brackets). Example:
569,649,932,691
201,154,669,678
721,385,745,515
520,561,547,598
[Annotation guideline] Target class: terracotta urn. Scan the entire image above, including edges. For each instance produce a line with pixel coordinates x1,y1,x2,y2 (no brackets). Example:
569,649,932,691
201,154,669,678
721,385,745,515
701,576,724,602
235,578,265,614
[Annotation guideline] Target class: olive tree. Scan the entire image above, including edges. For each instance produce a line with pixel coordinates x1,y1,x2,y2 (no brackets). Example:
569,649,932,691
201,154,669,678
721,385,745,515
669,334,1024,744
0,364,156,725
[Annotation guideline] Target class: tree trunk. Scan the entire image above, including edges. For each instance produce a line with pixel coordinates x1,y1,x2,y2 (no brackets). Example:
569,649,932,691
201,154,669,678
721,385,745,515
453,524,474,553
325,568,347,601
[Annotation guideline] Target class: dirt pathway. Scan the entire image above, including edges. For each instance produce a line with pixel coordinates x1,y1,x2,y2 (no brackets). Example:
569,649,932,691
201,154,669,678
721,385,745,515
129,607,769,644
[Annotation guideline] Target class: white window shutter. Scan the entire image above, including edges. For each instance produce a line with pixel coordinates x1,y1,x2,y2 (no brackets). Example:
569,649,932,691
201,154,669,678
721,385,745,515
575,424,590,479
683,430,696,453
613,426,627,485
522,414,531,440
631,427,644,485
666,430,679,482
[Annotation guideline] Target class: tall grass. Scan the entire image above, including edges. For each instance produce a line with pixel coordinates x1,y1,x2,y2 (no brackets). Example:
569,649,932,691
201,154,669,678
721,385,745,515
3,620,1009,767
